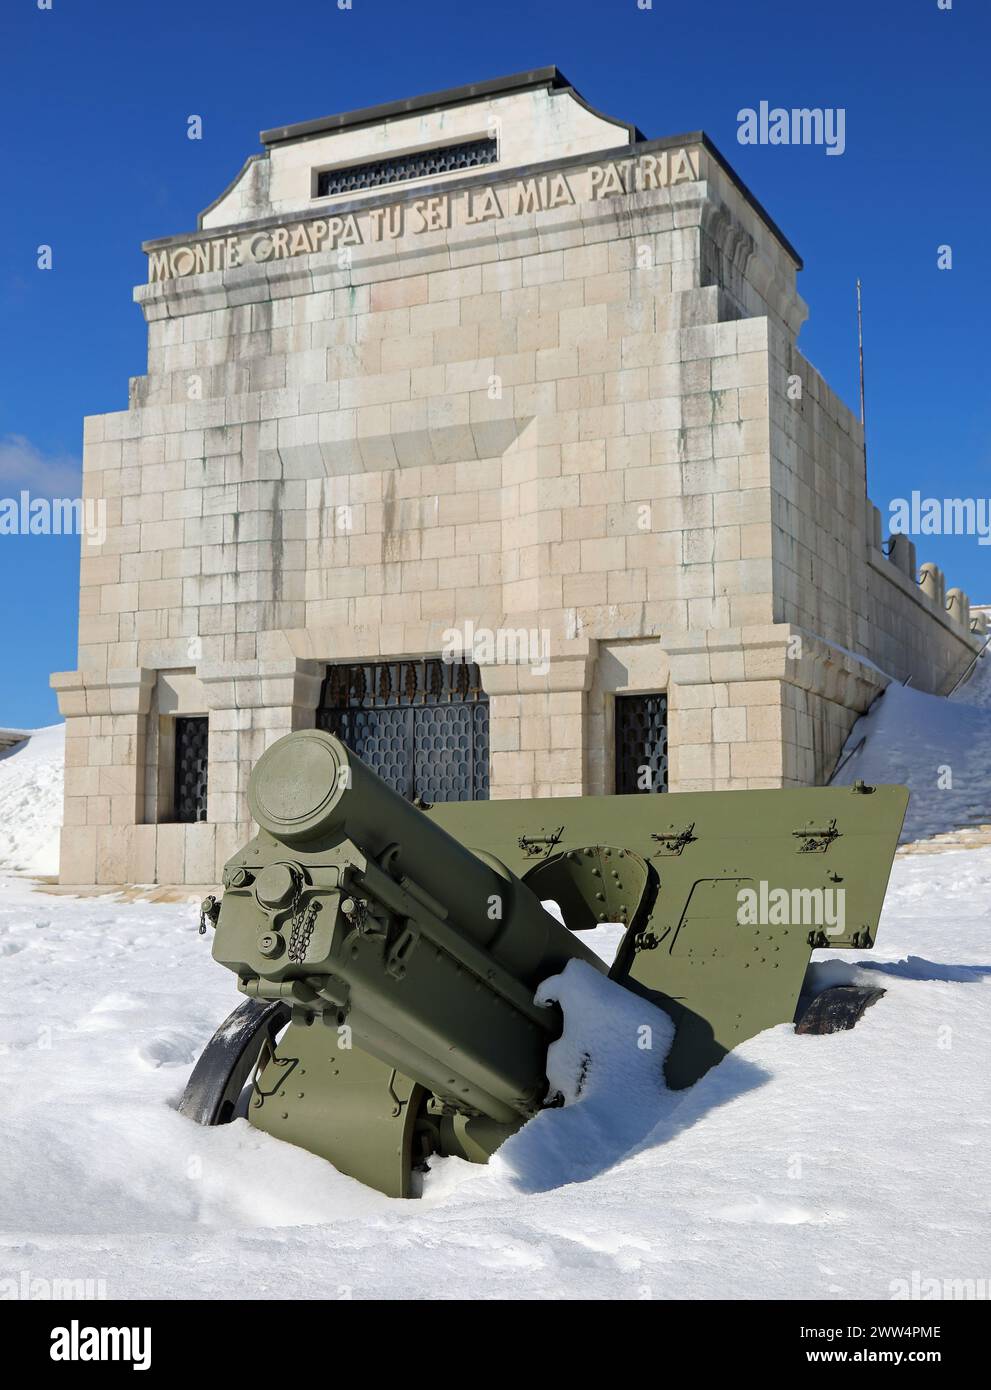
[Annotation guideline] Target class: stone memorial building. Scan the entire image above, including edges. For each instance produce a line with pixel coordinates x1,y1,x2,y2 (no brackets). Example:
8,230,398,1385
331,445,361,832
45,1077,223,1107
52,68,984,886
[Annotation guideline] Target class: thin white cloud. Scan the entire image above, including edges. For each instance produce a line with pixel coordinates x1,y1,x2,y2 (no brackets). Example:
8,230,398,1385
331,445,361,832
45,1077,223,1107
0,434,82,497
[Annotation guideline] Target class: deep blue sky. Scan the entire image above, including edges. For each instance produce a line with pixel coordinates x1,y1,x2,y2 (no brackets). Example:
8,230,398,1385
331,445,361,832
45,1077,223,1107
1,0,988,726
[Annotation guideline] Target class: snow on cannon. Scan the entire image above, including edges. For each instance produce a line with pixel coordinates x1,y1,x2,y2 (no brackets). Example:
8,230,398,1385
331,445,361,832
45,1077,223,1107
181,729,908,1197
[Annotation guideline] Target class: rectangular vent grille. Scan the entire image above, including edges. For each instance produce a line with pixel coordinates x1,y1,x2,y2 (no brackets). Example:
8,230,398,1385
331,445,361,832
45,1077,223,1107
317,136,497,198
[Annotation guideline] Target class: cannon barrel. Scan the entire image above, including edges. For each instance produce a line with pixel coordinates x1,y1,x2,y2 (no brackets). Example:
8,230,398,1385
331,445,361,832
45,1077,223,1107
246,727,602,984
212,730,604,1136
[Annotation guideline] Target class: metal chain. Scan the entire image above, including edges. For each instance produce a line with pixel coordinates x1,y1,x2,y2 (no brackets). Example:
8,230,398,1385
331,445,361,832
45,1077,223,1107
285,879,317,964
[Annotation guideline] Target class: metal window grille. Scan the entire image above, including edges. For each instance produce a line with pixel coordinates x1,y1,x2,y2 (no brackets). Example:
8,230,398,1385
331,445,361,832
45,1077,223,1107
317,659,489,803
174,716,209,823
615,694,668,794
316,137,497,198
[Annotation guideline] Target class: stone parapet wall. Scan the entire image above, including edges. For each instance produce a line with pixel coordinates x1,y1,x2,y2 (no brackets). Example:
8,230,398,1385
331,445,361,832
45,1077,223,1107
766,329,978,694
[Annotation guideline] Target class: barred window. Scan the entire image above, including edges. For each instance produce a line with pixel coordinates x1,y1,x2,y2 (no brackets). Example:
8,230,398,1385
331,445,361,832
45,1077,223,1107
317,659,489,803
174,716,209,823
615,694,668,794
316,137,497,198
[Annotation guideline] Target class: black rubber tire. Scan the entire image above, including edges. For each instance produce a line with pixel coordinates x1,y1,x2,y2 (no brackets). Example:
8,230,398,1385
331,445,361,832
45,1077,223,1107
178,999,291,1125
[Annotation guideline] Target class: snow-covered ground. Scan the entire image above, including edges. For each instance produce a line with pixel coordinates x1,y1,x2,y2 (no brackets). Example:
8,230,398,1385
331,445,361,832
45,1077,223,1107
0,661,988,1300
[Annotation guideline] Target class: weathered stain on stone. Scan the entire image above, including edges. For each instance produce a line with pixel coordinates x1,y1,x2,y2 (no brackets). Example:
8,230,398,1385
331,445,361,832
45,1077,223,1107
381,470,400,562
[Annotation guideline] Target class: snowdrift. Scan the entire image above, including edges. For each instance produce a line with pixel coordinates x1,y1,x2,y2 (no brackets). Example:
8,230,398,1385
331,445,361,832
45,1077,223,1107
0,724,63,874
832,651,991,842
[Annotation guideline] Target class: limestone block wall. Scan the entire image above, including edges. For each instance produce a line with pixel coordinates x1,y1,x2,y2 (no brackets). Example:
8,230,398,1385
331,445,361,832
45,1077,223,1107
763,322,979,778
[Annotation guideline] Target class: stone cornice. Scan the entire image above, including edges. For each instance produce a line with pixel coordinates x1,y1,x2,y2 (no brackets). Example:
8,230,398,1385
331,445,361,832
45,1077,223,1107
665,625,890,707
258,67,643,149
50,668,157,717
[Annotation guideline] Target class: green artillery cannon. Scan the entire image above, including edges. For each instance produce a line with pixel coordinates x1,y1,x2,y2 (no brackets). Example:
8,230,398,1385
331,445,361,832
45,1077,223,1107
181,729,908,1197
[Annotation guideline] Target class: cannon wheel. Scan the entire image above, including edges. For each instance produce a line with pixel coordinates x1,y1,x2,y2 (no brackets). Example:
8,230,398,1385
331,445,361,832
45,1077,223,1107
179,998,291,1126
